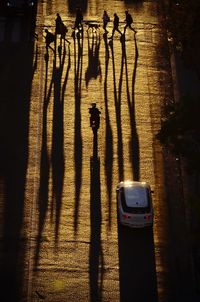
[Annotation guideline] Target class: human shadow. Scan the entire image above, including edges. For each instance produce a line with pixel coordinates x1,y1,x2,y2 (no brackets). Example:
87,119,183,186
35,44,55,266
123,33,140,180
109,38,124,181
0,14,37,302
73,31,83,234
89,131,104,302
52,42,70,243
103,34,113,230
85,31,102,89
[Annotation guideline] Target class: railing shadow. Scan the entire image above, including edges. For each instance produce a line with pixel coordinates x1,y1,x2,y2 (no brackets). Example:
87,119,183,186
89,131,104,302
103,33,113,230
73,32,83,235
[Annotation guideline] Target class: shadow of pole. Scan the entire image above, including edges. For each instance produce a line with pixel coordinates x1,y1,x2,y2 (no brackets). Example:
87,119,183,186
89,131,104,302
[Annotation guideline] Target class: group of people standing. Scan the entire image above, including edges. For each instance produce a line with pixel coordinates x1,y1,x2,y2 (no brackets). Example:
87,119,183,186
44,8,136,52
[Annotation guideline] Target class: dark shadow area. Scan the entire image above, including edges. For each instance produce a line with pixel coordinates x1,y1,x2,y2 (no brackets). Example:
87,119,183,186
118,226,158,302
73,32,83,234
89,131,104,302
103,33,113,230
85,31,101,89
123,33,140,180
109,38,125,181
67,0,88,13
0,7,37,302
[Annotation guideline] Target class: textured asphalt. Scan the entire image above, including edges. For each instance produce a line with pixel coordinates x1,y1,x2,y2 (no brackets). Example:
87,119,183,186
0,1,199,302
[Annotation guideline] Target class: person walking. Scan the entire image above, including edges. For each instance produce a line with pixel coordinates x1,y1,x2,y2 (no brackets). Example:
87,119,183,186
55,13,63,35
109,13,122,39
124,10,137,34
102,10,110,34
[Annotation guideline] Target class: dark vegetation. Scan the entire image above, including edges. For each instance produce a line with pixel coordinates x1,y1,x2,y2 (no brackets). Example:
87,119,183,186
157,0,200,257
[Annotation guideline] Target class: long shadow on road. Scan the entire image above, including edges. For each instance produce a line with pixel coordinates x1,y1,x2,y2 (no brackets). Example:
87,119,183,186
103,33,113,230
73,32,83,235
118,226,158,302
52,42,70,243
123,33,140,181
109,38,124,181
35,47,53,267
89,131,104,302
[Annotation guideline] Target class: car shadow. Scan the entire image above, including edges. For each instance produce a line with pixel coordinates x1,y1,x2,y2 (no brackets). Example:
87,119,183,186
118,225,158,302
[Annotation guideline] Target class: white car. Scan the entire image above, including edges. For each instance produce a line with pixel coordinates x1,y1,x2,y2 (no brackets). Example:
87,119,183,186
117,181,154,228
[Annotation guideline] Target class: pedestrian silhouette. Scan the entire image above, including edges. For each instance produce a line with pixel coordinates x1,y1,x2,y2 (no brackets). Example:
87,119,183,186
102,10,110,34
109,13,122,39
44,29,55,52
55,13,63,35
73,7,83,31
124,10,137,34
89,103,101,128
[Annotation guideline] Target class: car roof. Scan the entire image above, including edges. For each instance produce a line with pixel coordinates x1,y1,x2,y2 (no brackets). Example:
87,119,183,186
125,185,148,206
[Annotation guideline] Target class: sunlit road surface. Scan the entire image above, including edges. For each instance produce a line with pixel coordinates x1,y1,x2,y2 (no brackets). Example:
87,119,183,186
0,0,174,301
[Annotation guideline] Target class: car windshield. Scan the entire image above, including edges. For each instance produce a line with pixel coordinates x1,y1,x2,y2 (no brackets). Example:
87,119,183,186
124,186,148,208
120,185,151,214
